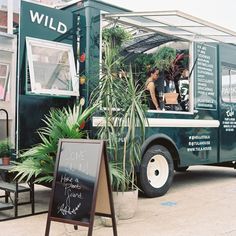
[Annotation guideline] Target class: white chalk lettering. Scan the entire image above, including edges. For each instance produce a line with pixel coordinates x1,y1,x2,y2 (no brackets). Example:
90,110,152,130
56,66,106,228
57,203,81,216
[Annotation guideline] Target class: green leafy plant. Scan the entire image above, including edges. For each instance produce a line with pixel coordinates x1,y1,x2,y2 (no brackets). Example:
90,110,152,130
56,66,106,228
167,52,189,81
109,162,130,190
154,46,189,81
133,53,156,83
102,26,132,75
0,139,11,158
11,103,98,183
92,42,147,191
102,26,132,49
118,70,147,191
154,46,176,71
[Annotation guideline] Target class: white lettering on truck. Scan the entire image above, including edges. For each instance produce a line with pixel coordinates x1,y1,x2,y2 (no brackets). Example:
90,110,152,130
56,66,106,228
29,10,67,34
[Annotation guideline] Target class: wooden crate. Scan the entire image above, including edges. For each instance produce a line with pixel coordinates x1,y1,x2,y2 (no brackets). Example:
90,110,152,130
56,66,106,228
164,93,179,104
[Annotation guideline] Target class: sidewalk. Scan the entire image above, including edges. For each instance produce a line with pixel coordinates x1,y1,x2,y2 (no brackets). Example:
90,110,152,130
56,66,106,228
1,165,236,236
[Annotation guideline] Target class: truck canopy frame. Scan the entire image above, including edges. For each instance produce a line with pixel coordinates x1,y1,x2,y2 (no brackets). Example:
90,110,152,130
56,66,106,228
102,10,236,47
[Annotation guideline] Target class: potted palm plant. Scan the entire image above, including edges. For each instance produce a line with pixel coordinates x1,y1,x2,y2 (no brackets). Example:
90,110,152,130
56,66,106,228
0,139,12,165
11,102,98,184
92,40,147,221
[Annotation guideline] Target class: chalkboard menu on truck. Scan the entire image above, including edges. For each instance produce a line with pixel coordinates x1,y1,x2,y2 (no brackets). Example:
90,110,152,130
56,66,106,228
195,43,217,110
45,139,117,236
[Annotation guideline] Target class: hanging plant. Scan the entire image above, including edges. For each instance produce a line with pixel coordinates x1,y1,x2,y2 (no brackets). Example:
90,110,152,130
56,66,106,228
102,26,132,49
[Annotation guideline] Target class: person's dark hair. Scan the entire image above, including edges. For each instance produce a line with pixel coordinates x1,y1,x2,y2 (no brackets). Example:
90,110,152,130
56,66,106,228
147,66,159,77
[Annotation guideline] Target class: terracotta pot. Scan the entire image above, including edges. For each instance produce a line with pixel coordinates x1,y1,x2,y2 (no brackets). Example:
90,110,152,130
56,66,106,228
2,156,10,165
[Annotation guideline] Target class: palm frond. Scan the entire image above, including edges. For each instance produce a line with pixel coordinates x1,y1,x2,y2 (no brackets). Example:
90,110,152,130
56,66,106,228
12,103,98,183
92,48,148,191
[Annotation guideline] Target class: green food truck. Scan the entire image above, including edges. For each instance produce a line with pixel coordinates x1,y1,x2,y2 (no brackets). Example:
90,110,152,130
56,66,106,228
1,0,236,197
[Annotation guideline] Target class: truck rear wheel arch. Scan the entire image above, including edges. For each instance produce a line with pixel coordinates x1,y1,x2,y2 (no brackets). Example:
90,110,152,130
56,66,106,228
141,134,180,168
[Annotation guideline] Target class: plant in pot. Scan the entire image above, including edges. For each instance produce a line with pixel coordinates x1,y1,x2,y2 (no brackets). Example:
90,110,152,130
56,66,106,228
91,41,147,221
0,139,12,165
11,102,98,184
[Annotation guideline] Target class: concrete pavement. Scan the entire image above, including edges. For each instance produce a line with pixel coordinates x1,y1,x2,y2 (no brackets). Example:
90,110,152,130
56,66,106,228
1,165,236,236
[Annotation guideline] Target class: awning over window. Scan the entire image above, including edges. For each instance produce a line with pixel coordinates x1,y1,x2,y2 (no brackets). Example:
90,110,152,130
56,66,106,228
102,10,236,44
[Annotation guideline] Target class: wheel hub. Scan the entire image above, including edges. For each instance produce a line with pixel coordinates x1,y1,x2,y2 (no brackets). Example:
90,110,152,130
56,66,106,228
147,154,169,188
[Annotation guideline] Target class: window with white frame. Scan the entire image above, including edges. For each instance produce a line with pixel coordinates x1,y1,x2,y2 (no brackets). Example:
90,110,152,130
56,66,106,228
26,37,79,96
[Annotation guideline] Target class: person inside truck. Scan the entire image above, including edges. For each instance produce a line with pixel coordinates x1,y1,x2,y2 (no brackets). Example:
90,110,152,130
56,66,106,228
145,67,161,110
178,68,189,111
155,71,165,110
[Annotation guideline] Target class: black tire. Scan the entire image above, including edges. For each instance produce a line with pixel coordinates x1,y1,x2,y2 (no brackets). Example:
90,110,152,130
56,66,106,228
139,145,174,198
175,166,189,172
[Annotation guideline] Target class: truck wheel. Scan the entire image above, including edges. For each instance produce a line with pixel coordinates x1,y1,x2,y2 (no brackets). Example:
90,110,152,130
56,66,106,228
139,145,174,198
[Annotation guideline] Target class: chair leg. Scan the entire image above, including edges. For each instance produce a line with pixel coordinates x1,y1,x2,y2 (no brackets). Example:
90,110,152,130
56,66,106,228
30,182,35,214
14,182,18,218
5,190,9,203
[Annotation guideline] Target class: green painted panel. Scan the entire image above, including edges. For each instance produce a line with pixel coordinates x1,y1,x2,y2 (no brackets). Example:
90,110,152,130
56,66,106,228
19,1,73,71
146,126,218,166
219,43,236,162
18,1,75,149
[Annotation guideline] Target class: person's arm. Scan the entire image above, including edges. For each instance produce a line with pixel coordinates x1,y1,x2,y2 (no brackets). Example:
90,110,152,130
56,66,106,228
147,82,160,110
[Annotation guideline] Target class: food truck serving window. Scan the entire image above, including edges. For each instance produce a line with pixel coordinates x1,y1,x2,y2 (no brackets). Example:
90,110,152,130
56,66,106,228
26,37,79,97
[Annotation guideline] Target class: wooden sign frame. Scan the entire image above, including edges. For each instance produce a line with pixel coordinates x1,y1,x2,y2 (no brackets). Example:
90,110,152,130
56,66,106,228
45,139,117,236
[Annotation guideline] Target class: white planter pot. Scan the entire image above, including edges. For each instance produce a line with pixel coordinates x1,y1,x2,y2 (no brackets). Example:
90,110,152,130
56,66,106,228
101,189,138,226
112,189,138,220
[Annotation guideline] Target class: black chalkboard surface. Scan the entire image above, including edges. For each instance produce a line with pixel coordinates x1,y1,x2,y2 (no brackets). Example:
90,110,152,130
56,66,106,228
45,139,117,236
51,140,101,221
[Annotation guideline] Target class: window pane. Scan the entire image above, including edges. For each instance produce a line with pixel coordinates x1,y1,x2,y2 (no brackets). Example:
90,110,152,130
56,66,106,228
231,70,236,103
26,37,79,97
0,35,13,49
31,46,72,91
222,67,230,102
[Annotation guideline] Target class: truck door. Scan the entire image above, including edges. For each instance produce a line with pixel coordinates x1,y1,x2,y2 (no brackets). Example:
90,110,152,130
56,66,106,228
220,63,236,162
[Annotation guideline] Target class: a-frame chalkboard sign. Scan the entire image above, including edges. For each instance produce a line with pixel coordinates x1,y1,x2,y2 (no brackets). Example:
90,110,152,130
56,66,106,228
45,139,117,236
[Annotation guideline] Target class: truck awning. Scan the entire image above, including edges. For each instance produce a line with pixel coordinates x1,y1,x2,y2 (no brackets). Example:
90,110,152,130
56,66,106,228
102,10,236,44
